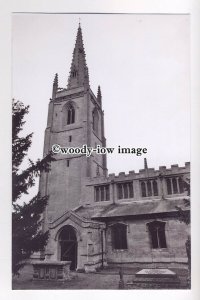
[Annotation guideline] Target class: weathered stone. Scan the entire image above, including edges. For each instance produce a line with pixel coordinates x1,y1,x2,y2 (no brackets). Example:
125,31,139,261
32,261,71,281
84,262,97,273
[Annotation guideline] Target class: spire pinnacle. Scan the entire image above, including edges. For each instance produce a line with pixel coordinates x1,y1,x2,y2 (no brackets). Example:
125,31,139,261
67,24,89,90
52,73,58,99
53,73,58,86
97,85,102,105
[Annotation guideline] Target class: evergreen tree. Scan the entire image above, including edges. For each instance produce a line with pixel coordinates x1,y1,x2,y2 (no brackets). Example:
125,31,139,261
12,99,54,275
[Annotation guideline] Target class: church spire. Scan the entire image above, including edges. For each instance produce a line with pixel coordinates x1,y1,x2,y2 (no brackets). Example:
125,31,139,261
67,24,89,90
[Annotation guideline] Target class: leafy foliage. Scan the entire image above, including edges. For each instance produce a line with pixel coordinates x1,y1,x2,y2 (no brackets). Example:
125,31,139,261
176,176,190,283
175,178,190,225
12,99,54,275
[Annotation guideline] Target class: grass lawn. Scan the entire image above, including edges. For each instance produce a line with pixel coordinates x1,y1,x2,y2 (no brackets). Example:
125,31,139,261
12,264,189,290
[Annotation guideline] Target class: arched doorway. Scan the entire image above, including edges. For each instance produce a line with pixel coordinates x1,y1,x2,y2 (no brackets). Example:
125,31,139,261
58,225,77,270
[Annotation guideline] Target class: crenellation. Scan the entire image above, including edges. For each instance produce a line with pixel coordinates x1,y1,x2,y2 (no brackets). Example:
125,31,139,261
85,162,190,186
185,162,190,169
159,166,167,172
108,173,115,180
129,171,135,175
119,172,125,176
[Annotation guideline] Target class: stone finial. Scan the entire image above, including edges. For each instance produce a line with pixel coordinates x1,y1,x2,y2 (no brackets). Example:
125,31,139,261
144,158,148,170
53,73,58,86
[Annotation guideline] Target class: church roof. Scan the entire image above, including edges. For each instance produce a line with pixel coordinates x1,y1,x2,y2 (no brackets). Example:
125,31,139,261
75,198,189,220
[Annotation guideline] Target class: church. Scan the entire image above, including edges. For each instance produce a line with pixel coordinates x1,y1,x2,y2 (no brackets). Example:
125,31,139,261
38,24,190,272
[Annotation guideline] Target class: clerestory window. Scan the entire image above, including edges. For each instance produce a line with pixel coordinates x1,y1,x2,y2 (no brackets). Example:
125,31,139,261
95,185,110,202
140,179,158,197
117,182,134,199
166,176,184,195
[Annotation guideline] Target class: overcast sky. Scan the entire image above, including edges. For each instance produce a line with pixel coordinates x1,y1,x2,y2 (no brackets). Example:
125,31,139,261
12,13,190,180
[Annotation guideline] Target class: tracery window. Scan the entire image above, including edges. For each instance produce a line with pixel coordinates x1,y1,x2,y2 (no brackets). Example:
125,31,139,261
112,223,128,250
148,221,167,249
66,104,75,125
117,182,134,199
140,179,158,197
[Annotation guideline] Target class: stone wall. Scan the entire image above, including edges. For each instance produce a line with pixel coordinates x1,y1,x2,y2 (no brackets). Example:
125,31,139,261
105,217,188,265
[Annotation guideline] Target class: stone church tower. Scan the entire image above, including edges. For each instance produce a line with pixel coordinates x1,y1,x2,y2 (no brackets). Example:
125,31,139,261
39,24,107,224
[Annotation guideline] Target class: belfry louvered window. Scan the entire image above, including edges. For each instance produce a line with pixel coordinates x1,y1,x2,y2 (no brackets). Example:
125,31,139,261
92,109,99,135
66,104,75,125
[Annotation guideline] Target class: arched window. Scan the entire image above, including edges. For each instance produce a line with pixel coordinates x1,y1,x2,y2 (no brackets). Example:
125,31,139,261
92,109,99,134
148,221,167,249
112,223,128,250
66,103,75,125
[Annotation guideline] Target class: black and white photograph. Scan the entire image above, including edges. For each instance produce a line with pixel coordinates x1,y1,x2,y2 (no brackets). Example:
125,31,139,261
11,13,191,290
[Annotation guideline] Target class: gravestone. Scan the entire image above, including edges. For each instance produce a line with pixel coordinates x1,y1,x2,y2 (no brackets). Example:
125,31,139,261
32,261,71,281
136,268,177,278
126,268,181,289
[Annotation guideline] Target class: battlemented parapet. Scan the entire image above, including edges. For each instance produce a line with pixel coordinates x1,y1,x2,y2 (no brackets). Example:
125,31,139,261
82,162,190,205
